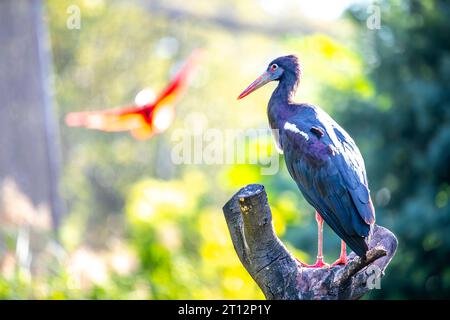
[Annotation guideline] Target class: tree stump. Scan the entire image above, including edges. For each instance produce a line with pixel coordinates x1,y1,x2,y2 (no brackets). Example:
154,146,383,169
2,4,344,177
222,184,397,300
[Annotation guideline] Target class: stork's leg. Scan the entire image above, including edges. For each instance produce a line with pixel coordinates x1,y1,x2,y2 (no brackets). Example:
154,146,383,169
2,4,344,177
331,240,348,266
302,212,329,268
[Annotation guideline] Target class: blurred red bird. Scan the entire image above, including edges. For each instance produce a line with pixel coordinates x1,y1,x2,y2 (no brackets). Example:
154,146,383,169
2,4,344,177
65,49,202,140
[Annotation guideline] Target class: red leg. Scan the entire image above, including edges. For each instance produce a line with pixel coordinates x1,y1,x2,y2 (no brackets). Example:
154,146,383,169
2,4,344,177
331,240,348,266
302,212,329,268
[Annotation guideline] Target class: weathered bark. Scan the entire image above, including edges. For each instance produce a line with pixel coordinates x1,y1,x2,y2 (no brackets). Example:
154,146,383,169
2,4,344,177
223,184,398,300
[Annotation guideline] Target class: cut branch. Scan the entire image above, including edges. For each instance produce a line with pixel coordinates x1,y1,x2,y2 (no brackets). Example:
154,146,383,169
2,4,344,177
223,184,398,300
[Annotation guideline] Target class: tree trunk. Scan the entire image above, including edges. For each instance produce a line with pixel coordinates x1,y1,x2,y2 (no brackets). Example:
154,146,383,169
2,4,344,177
223,184,397,300
0,0,63,230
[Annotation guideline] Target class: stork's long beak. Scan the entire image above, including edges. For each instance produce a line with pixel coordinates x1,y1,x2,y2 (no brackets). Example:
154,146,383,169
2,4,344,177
237,71,271,100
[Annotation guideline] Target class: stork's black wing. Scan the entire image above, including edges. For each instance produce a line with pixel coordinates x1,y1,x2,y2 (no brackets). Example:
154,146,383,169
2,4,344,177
279,105,375,257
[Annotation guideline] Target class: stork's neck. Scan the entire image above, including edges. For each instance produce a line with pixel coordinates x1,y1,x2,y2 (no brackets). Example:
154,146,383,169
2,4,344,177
268,71,299,127
271,71,299,104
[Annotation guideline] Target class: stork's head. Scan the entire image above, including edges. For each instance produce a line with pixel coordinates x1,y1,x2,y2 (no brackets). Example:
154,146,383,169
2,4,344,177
237,55,301,100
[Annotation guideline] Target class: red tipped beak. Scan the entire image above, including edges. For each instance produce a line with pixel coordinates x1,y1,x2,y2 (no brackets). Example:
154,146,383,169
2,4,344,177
237,71,272,100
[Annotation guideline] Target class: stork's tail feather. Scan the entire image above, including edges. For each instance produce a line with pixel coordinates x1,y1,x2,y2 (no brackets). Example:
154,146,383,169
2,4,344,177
346,234,369,258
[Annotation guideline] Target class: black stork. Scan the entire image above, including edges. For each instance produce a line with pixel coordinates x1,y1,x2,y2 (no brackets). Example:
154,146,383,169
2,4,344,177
237,55,375,267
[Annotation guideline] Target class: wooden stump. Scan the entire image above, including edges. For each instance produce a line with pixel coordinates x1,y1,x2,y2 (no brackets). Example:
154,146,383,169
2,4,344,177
223,184,397,300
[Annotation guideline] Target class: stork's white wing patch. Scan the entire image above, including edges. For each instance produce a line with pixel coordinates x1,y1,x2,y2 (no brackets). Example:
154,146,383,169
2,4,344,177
284,122,309,140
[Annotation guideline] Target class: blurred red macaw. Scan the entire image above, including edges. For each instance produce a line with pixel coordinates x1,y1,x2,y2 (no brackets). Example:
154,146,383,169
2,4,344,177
65,49,202,140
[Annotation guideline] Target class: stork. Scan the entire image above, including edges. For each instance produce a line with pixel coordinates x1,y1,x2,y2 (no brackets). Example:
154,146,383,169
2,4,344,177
238,55,375,267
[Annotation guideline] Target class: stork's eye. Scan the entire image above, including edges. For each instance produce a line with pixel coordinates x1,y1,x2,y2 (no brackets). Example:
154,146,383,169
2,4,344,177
270,64,278,72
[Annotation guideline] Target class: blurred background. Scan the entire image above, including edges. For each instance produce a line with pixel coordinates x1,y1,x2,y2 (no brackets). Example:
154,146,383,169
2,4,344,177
0,0,449,299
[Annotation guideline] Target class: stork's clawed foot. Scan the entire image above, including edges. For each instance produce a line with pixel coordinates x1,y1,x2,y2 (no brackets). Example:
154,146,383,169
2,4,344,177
331,241,348,267
298,256,329,268
296,257,309,267
331,255,348,267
